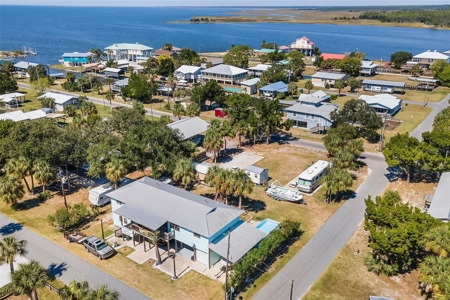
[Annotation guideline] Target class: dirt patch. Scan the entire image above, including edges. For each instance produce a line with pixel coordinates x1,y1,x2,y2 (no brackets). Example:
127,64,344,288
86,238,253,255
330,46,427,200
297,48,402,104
385,120,402,131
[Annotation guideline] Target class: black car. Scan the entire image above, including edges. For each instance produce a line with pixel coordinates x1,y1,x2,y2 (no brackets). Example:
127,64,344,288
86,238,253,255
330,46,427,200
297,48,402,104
83,236,115,260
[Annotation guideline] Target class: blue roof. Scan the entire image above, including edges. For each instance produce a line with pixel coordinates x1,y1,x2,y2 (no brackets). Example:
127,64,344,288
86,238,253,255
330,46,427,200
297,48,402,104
260,81,288,92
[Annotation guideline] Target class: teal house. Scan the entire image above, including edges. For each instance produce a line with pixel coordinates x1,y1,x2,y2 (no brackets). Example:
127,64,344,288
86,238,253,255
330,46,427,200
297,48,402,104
62,52,91,66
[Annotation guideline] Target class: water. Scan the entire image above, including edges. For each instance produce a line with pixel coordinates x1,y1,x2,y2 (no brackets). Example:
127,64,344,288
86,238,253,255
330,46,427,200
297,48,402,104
256,219,280,235
1,6,449,66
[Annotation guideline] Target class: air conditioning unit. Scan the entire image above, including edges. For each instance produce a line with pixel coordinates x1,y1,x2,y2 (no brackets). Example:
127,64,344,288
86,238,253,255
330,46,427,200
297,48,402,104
72,100,77,104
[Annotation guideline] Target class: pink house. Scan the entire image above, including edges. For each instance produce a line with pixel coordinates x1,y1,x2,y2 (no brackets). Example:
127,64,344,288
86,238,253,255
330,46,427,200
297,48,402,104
290,36,315,56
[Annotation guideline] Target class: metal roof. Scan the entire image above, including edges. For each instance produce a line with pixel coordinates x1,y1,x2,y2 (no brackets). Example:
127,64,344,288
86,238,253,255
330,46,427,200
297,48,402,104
246,165,267,174
259,49,276,53
240,78,260,86
362,79,406,88
413,50,449,60
38,92,76,104
209,221,267,263
0,92,26,100
312,72,347,80
168,117,209,139
24,109,47,120
248,64,271,71
175,65,202,74
62,52,91,57
298,91,330,104
105,43,153,51
13,61,38,69
359,94,401,110
321,53,346,60
103,67,122,73
201,64,248,76
299,160,330,180
114,78,129,87
361,60,378,68
115,204,167,231
106,177,243,237
194,162,214,175
0,111,29,122
259,81,288,93
428,172,450,220
286,103,337,121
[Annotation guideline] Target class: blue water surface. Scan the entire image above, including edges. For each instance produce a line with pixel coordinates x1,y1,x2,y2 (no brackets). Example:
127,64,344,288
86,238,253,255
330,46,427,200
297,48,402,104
1,6,449,65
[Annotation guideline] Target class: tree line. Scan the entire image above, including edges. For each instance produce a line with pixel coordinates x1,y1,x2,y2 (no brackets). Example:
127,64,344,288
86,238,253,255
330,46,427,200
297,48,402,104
359,9,450,27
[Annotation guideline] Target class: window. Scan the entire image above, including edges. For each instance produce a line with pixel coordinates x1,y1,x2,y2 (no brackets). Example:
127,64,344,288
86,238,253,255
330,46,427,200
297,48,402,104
293,112,297,116
171,223,180,232
311,115,315,120
193,232,201,238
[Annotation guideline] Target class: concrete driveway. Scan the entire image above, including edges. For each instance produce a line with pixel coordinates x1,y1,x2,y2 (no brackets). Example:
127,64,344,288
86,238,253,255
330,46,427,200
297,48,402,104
219,152,264,171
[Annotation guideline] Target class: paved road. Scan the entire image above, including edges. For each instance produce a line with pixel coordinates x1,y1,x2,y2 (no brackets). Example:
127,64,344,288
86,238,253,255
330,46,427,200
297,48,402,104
17,82,177,120
0,214,150,300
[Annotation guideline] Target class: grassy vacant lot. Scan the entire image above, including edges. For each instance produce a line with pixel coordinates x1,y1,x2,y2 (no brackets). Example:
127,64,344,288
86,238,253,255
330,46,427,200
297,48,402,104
304,181,437,300
192,142,368,299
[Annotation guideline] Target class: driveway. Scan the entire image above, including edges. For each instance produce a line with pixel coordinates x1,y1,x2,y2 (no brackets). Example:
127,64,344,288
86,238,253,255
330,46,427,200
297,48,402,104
219,152,264,171
0,214,150,300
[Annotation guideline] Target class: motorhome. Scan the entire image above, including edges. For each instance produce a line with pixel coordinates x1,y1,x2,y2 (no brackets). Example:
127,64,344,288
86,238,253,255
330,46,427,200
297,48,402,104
296,160,330,193
88,178,133,206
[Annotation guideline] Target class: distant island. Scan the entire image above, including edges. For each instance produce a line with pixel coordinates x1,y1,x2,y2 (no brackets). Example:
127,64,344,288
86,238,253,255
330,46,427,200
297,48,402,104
188,6,450,29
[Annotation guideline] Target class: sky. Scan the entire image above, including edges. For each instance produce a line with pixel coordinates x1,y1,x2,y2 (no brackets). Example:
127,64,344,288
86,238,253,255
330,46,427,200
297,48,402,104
1,0,449,6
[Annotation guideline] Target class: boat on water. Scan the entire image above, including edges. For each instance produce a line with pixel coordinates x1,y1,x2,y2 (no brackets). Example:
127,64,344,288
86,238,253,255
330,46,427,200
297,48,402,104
266,180,304,204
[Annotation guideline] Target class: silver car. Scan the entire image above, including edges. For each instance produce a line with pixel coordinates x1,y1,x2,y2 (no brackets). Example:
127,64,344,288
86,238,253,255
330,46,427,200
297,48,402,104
83,236,115,260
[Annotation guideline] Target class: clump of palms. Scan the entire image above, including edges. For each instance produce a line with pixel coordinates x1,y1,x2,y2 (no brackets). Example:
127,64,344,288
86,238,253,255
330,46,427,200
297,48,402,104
105,156,128,190
9,260,49,300
173,158,196,189
0,235,27,273
33,160,56,192
232,171,254,209
59,280,120,300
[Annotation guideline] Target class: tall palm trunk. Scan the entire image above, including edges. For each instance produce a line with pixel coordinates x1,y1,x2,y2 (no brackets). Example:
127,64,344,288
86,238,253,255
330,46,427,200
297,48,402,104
155,244,162,265
223,138,227,154
238,134,242,147
32,289,38,300
10,261,14,273
30,172,35,195
239,195,242,209
22,175,32,193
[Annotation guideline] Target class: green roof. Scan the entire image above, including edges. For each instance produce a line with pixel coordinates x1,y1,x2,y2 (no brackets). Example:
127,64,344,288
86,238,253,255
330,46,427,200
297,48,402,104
105,43,153,51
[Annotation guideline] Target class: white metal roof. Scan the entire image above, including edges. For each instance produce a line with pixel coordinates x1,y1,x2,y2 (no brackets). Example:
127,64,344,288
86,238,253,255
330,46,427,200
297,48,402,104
13,61,38,69
361,60,378,68
0,111,28,122
312,72,347,80
444,50,450,54
38,92,76,104
103,67,122,73
359,94,401,110
105,43,153,51
362,79,406,88
24,109,47,120
246,165,266,174
194,162,214,175
298,90,330,103
428,172,450,220
168,117,209,140
286,103,337,121
413,50,449,60
248,64,271,72
240,78,260,86
0,92,26,100
201,64,248,76
299,160,329,181
175,65,202,74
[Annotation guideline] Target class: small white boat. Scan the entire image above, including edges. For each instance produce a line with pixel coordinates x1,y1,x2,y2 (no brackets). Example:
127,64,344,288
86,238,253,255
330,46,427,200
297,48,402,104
266,180,304,203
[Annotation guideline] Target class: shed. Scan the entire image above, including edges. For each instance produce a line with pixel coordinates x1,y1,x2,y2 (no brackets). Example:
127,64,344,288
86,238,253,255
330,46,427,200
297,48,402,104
194,162,214,183
245,165,269,185
362,79,406,94
215,108,227,118
240,78,260,95
103,67,122,78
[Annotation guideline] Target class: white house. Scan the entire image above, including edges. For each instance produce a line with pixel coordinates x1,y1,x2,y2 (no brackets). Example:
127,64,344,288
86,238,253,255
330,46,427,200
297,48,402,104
362,79,406,94
103,67,122,78
311,72,348,87
359,94,402,116
428,172,450,222
0,92,26,108
105,43,153,61
298,90,330,106
289,36,315,56
201,64,248,85
360,60,378,76
13,61,39,72
247,64,271,77
240,78,260,95
107,177,274,268
285,103,337,130
411,50,449,68
174,65,202,83
38,92,79,112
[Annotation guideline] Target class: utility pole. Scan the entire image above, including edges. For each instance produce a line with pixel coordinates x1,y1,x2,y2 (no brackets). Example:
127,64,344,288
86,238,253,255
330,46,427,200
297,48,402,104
224,228,231,300
290,280,294,300
101,219,105,239
379,111,387,151
60,174,68,210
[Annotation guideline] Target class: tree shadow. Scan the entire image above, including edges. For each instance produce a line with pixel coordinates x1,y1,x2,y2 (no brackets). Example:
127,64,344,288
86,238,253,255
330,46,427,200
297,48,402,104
48,262,67,278
0,222,23,236
12,197,43,211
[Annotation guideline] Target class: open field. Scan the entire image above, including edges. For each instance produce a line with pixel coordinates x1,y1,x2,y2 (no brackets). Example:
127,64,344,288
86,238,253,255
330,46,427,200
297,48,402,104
192,142,368,299
303,180,437,300
186,9,444,29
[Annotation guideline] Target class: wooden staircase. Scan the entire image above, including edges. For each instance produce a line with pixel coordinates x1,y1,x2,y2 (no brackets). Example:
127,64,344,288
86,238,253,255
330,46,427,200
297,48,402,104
309,126,329,134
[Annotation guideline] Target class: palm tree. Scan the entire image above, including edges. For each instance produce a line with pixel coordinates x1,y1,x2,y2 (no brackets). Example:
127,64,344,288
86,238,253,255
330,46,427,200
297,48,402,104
304,80,314,94
419,255,450,295
334,79,346,97
5,157,32,194
287,82,298,99
233,171,253,209
218,120,234,155
173,158,196,189
147,231,162,265
172,103,185,120
105,157,128,189
162,43,173,51
33,160,55,192
167,75,177,105
81,102,97,117
205,166,224,201
425,224,450,258
59,280,90,300
104,90,115,111
0,175,25,206
0,236,27,273
203,129,223,163
86,285,120,300
65,72,76,84
104,77,115,91
9,260,49,300
233,121,247,147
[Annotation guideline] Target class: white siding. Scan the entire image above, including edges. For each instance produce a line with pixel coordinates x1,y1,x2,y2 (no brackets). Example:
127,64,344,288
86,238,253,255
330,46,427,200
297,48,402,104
111,199,124,227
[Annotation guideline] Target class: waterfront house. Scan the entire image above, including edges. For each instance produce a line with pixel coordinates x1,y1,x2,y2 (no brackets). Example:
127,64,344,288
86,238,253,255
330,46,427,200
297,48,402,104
103,67,123,78
201,64,248,85
320,53,346,60
278,45,290,53
248,64,271,78
311,72,348,87
359,94,402,116
107,177,273,268
174,65,202,83
411,50,449,69
298,90,330,106
360,60,378,76
259,81,288,98
62,52,91,66
285,103,337,130
38,92,79,112
153,49,178,59
0,92,26,108
111,78,129,93
240,78,260,95
427,172,450,222
13,61,38,72
167,117,209,145
105,43,153,61
290,36,315,56
362,79,406,94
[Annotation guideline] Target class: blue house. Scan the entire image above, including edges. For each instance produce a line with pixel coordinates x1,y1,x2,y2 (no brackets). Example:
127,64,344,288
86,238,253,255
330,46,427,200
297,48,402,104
286,103,337,131
62,52,91,66
259,81,288,98
107,177,274,268
359,94,402,116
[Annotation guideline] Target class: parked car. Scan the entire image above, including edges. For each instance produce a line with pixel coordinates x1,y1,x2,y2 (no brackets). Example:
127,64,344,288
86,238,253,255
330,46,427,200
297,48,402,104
83,236,115,260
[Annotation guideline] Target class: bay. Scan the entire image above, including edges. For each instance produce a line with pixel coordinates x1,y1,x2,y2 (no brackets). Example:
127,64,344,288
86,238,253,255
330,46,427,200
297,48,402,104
0,5,449,65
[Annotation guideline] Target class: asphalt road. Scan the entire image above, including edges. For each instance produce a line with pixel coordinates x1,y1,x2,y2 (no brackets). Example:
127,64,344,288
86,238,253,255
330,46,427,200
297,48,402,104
0,214,150,300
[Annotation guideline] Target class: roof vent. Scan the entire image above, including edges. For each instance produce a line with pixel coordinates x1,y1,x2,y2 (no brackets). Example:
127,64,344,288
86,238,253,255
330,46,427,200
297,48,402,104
136,42,139,44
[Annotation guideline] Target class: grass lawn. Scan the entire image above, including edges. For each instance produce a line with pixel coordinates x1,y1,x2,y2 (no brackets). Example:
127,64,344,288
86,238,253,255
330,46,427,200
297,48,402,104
384,103,433,140
8,279,65,300
399,87,450,103
49,63,85,73
191,142,368,299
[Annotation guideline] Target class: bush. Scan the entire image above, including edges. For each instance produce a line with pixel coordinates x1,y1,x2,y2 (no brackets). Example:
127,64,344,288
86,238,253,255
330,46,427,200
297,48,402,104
330,94,338,100
61,81,80,92
163,102,171,111
47,203,91,232
299,88,304,94
37,191,52,202
276,92,286,99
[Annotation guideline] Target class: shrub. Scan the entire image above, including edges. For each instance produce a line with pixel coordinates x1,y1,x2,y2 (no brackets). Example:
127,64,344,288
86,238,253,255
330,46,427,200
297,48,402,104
164,102,171,111
37,191,52,202
47,203,91,232
275,92,286,100
330,94,338,100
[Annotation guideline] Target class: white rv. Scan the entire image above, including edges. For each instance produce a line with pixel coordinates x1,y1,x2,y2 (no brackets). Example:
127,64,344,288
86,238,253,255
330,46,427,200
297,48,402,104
297,160,330,193
88,178,133,206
